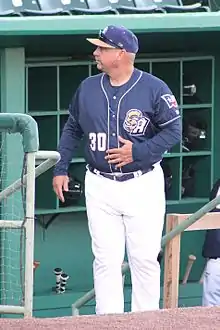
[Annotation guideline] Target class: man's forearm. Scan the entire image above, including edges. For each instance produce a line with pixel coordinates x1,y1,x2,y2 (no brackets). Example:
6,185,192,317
53,117,83,176
132,119,182,168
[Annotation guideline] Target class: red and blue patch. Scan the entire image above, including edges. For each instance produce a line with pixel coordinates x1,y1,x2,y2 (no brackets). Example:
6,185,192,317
161,94,178,109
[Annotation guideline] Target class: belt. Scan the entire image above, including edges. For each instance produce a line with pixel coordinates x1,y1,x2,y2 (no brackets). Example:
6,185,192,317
87,165,153,182
209,257,220,260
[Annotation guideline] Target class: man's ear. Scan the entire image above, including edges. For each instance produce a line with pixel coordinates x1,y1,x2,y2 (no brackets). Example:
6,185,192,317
116,49,126,61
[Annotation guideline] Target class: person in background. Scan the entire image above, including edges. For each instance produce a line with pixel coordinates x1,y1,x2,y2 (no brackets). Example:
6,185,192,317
202,178,220,306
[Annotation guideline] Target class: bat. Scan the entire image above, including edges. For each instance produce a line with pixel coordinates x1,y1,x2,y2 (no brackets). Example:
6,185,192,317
182,254,196,284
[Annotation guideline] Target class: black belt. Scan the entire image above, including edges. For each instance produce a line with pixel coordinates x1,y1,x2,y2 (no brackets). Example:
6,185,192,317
209,257,219,260
88,165,153,182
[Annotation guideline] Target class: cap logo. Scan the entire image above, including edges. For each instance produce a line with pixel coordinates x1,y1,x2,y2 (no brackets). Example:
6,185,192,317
102,27,108,35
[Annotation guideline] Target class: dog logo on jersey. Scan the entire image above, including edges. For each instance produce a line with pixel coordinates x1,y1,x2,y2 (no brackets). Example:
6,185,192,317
161,94,178,109
123,109,150,136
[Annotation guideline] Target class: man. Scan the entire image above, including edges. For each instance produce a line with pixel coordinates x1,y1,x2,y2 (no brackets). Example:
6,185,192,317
202,179,220,307
53,25,181,315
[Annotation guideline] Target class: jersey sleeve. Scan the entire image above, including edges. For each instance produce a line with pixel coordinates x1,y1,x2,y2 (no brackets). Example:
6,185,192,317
53,86,84,176
152,81,180,128
132,79,182,168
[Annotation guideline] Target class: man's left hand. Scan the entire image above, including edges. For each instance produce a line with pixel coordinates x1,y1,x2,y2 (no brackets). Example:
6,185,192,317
105,136,133,168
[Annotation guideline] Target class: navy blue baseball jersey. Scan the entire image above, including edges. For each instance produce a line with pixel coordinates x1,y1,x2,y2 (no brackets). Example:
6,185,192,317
54,68,181,176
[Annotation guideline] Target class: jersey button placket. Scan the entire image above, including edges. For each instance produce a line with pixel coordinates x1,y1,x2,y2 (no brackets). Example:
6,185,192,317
109,96,119,172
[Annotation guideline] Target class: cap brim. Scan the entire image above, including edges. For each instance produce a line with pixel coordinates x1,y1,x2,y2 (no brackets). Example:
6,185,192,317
86,38,115,49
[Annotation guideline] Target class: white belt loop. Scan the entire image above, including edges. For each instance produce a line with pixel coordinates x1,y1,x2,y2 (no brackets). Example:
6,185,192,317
94,168,101,176
134,170,143,178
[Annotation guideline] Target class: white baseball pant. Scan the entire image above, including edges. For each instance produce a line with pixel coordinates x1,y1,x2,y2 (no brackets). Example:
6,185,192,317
202,258,220,307
85,164,166,315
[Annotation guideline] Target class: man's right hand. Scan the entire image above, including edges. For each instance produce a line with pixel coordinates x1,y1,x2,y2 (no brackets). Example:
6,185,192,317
52,175,69,203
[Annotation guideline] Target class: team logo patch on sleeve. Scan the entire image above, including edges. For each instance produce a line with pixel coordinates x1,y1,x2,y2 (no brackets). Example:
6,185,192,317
161,94,178,109
123,109,150,136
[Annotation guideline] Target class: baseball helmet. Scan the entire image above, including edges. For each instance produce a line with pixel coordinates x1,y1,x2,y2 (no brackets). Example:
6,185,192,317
61,176,83,207
182,116,207,152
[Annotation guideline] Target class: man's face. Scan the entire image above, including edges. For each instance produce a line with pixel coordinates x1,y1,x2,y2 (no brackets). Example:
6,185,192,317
93,46,123,72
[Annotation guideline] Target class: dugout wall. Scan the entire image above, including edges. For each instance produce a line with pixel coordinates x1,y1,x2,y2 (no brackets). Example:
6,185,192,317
1,5,220,317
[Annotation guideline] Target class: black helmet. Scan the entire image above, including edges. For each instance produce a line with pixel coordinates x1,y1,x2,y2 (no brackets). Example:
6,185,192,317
61,176,83,207
182,116,207,152
182,163,195,197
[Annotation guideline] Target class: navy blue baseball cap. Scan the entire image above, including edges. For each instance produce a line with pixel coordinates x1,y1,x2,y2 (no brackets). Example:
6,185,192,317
87,25,139,54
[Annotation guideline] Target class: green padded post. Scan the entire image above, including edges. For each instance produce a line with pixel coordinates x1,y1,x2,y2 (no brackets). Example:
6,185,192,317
0,113,39,153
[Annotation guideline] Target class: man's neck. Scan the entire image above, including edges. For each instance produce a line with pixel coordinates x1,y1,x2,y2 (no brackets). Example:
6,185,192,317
109,66,134,87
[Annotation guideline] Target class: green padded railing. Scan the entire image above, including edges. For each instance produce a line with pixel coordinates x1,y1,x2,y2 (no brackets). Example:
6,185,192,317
0,113,60,201
0,113,39,152
72,193,220,315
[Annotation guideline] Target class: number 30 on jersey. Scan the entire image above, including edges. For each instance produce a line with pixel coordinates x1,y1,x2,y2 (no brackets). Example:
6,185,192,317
89,132,107,151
